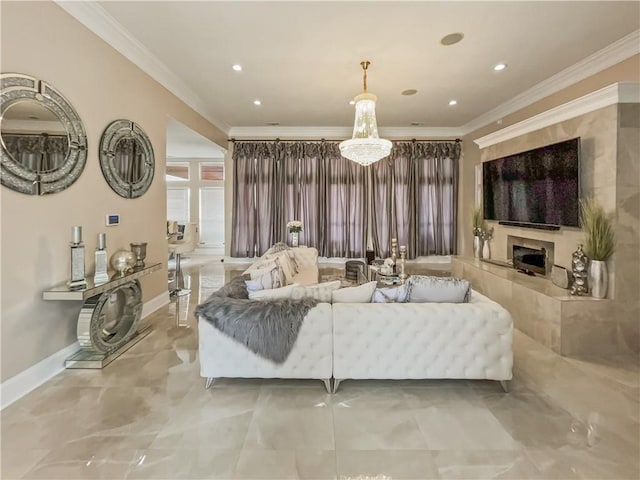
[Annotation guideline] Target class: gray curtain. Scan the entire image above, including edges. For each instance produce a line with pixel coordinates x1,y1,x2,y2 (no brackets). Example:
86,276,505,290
230,142,280,257
231,141,367,258
2,133,68,172
371,141,460,258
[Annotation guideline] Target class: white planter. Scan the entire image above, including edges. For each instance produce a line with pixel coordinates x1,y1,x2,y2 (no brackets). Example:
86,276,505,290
482,239,491,259
473,236,483,259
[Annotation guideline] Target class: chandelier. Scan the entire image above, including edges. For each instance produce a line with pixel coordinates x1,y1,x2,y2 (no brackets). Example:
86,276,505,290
339,61,392,166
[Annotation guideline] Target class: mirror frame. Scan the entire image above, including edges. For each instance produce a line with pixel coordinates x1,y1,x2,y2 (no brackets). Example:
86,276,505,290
99,119,155,199
0,73,88,195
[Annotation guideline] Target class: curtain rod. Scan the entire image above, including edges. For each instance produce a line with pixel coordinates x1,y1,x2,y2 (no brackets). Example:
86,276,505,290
229,138,461,143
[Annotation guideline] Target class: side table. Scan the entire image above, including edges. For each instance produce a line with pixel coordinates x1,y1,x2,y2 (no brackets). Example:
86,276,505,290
43,263,161,368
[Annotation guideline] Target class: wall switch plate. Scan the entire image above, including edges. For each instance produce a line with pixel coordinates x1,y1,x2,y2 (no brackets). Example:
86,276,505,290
106,214,120,226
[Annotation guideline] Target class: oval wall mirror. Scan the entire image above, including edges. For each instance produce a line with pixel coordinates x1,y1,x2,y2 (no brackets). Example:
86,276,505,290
99,120,155,198
0,73,87,195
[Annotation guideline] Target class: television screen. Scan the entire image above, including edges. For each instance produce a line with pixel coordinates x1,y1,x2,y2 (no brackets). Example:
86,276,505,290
482,138,580,227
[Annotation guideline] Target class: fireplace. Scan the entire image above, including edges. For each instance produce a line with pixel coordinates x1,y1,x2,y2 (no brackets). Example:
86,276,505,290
507,235,554,277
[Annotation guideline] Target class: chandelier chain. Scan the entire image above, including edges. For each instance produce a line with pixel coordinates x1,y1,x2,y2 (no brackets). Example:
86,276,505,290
360,60,370,93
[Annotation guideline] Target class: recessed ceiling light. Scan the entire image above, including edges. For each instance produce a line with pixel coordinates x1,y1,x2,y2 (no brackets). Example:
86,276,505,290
232,64,242,71
440,32,464,46
494,63,507,71
401,89,418,96
27,115,39,120
253,100,261,106
449,100,457,106
349,100,355,105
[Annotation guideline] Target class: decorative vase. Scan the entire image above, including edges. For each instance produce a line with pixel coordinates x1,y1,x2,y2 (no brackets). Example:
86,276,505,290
482,239,491,259
130,242,147,269
473,235,483,259
589,260,608,299
290,231,299,248
570,244,589,296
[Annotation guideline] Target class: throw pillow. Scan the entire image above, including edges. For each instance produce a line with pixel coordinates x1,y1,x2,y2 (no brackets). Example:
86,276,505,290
332,281,377,303
407,275,471,303
291,280,341,302
371,284,410,303
244,261,285,292
248,283,300,300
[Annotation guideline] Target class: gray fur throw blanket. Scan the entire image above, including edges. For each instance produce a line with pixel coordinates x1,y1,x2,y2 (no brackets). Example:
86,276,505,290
195,276,318,364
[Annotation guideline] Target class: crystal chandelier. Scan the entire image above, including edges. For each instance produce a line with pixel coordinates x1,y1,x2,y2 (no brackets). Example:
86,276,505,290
339,61,392,166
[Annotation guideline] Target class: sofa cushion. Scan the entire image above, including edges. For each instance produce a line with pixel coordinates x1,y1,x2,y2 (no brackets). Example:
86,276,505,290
332,281,377,303
244,261,285,292
291,280,341,302
249,283,300,300
371,284,410,303
407,275,471,303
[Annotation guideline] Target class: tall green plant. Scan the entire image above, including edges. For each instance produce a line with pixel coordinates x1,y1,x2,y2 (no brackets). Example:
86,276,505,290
580,198,615,261
472,207,484,236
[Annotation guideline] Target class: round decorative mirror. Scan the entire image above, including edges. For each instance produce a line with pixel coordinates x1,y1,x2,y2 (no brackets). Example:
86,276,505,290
0,73,87,195
99,120,155,198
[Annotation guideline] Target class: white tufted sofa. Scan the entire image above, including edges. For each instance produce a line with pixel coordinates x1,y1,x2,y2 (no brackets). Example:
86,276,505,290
198,302,333,392
331,291,512,392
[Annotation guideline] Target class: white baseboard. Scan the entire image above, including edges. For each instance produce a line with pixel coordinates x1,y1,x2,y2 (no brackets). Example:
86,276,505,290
1,292,170,410
142,291,170,317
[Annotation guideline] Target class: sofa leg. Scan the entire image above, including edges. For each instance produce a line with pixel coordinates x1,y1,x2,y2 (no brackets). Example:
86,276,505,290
499,380,509,393
205,377,214,389
332,379,342,394
322,378,331,394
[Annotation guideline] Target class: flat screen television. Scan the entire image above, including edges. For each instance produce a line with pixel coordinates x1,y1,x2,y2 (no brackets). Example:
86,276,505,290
483,138,580,228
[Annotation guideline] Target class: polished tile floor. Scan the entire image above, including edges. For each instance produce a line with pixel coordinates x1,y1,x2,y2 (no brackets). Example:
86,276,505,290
1,259,638,479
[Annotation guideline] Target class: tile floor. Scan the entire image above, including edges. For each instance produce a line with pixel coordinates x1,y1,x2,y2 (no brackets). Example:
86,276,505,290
1,258,638,479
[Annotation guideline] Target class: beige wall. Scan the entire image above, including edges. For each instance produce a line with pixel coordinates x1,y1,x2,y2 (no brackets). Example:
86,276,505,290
0,1,226,382
458,55,640,256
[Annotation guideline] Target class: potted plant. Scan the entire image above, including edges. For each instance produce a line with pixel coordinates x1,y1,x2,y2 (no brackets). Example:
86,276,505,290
472,207,484,258
580,198,615,298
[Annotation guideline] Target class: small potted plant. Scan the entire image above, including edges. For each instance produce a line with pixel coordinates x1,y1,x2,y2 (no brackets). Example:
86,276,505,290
580,198,615,298
472,207,484,258
286,220,303,247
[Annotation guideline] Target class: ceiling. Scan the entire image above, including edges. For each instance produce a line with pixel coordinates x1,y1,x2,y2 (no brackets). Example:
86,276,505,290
166,117,226,159
83,2,639,135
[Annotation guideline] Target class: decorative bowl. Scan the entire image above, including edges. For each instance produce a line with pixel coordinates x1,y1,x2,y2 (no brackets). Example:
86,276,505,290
110,250,136,274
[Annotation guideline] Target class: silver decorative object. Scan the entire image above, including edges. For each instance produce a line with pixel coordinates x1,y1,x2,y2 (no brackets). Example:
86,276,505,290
570,244,589,296
482,238,491,259
290,232,299,247
390,238,398,274
399,245,408,282
130,242,147,269
68,226,87,290
94,233,109,285
110,249,135,275
0,73,87,195
473,235,483,258
99,120,155,199
589,260,608,299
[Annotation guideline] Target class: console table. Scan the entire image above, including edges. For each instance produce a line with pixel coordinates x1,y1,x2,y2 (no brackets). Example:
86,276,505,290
452,256,612,357
43,263,161,368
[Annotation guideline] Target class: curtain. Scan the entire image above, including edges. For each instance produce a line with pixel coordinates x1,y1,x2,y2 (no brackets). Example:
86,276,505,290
2,134,68,172
230,142,280,257
371,141,460,258
231,140,459,259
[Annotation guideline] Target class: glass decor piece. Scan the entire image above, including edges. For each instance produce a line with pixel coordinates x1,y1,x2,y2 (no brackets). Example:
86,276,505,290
570,244,589,296
69,226,87,290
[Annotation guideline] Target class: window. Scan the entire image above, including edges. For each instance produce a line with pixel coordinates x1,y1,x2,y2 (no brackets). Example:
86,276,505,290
200,162,224,181
199,187,225,247
167,187,189,224
166,162,189,181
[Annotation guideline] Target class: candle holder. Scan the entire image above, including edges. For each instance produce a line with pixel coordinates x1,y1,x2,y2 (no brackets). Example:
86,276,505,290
68,226,87,290
399,245,408,282
130,242,148,269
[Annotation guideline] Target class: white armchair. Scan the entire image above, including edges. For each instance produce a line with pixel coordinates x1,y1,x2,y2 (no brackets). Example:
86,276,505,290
168,223,199,295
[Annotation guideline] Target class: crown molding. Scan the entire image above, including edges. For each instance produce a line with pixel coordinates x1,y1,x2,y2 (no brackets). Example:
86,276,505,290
474,82,640,149
462,29,640,136
228,126,463,140
54,1,230,133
